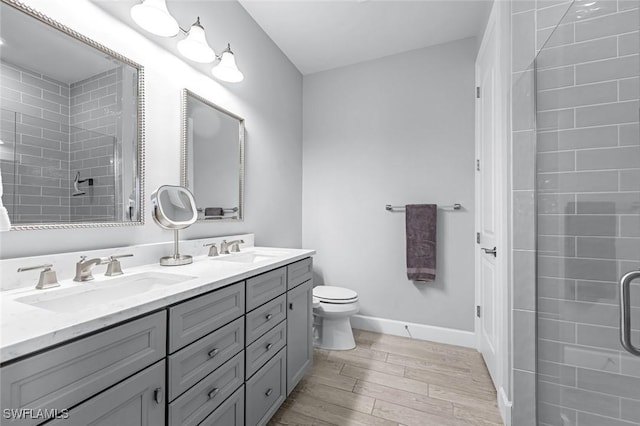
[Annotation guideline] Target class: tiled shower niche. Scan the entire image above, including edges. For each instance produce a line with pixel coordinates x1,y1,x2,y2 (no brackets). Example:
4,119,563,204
0,61,123,224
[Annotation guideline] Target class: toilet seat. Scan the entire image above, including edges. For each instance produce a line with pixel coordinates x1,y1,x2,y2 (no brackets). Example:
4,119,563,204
313,286,358,304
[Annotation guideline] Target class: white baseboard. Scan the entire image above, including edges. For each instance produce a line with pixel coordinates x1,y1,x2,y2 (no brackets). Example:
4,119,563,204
350,314,476,348
498,386,512,426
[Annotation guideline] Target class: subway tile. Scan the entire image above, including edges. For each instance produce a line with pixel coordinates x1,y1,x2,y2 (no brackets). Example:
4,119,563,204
577,323,637,351
513,0,536,13
620,170,640,190
21,114,61,132
537,37,617,70
514,310,536,371
621,216,640,236
538,339,621,372
577,236,640,260
20,93,61,114
538,402,577,426
538,126,618,152
538,255,618,280
576,9,639,42
514,191,535,249
19,195,61,206
1,86,20,102
513,131,536,189
538,381,619,417
20,154,60,168
539,317,576,343
619,32,640,56
621,353,640,378
621,399,640,424
42,110,68,125
42,168,67,179
537,151,575,172
2,99,42,118
42,89,68,106
538,214,618,237
538,235,576,257
16,164,41,177
513,71,536,130
576,100,640,127
537,23,575,50
576,193,640,214
578,412,639,426
539,277,576,300
537,109,575,131
576,55,639,85
620,123,639,146
537,2,573,29
575,280,620,304
537,171,619,192
538,194,576,214
578,368,640,399
537,65,575,91
537,81,618,111
576,146,640,170
619,0,640,10
538,361,577,386
3,77,44,98
513,370,536,426
0,63,21,81
619,77,639,101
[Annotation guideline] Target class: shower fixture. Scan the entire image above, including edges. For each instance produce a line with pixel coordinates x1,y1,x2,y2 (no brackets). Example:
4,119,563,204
73,172,94,196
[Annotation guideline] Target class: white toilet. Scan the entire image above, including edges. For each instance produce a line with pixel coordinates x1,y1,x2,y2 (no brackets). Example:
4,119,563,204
312,286,359,350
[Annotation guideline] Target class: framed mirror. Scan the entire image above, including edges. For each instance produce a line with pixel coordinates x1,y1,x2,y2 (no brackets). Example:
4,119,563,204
181,89,244,222
0,0,145,230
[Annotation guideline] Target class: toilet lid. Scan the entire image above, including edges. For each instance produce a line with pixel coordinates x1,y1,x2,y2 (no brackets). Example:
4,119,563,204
313,286,358,303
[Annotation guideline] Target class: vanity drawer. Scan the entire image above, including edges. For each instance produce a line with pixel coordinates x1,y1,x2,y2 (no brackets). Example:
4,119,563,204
168,317,244,401
287,257,313,290
0,311,166,426
246,320,286,378
246,267,286,311
246,294,286,344
169,282,245,353
169,351,244,426
245,347,287,426
199,385,244,426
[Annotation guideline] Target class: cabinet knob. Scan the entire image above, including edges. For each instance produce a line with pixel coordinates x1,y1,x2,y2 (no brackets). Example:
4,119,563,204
208,388,219,399
208,348,219,358
265,388,273,397
265,313,273,321
153,388,164,404
266,343,273,351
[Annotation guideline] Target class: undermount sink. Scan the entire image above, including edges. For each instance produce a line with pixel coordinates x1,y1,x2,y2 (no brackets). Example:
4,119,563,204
211,252,279,264
15,271,196,313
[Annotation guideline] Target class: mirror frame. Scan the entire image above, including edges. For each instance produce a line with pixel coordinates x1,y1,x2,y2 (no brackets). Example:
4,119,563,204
3,0,146,231
180,89,245,222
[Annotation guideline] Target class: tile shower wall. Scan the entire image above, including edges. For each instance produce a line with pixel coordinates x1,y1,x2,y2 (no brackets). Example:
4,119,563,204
535,2,640,425
69,67,122,222
0,61,71,223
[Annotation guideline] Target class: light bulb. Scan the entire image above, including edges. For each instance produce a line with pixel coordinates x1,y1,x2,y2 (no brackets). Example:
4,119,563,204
130,0,179,37
177,18,216,63
211,44,244,83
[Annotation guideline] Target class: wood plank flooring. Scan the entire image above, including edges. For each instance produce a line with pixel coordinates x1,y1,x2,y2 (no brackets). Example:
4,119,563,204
269,329,503,426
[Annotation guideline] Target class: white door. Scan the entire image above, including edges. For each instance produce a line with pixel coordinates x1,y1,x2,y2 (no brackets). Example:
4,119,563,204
476,18,499,385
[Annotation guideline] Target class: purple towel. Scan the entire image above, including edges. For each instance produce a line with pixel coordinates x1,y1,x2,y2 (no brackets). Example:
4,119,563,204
405,204,437,282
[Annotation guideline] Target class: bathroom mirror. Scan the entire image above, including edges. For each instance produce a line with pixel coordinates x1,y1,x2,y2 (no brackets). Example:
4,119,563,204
150,185,197,266
0,0,145,230
181,89,244,222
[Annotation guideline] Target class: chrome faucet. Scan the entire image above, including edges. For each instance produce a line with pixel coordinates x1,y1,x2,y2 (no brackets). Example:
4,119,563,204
204,242,219,257
17,264,60,290
220,239,244,254
74,256,107,282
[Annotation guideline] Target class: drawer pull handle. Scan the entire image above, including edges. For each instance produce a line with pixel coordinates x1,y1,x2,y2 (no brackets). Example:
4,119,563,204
208,348,219,358
265,388,273,397
266,343,274,351
153,388,164,404
265,314,273,321
208,388,219,399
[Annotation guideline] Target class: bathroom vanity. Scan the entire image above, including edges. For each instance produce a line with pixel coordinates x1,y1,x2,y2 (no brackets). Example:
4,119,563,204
0,238,314,426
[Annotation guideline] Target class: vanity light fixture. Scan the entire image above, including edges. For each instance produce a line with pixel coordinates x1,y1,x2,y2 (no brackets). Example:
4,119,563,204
130,1,244,82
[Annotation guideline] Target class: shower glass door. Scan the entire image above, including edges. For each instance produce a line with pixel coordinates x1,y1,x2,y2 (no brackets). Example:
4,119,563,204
535,1,640,425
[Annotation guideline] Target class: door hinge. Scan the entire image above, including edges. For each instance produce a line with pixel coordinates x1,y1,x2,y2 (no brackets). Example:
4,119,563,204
476,159,480,171
476,306,481,318
476,232,481,244
476,86,480,98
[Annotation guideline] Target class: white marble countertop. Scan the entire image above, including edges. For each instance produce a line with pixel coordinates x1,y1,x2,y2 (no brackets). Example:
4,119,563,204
0,246,314,363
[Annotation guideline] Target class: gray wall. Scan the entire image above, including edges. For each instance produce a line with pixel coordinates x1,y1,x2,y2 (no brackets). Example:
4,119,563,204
302,38,476,331
1,0,303,258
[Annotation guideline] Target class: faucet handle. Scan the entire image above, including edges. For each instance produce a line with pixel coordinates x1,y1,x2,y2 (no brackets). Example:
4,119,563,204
17,264,60,290
203,242,219,257
220,240,230,254
105,254,133,277
230,239,244,253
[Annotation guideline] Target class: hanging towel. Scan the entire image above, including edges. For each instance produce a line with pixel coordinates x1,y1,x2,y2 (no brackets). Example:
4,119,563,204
405,204,437,282
0,167,11,231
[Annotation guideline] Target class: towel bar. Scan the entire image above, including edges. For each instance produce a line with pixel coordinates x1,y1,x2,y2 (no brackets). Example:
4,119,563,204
385,203,462,212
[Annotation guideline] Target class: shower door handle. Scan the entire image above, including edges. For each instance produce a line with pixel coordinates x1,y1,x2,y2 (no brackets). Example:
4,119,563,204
620,269,640,357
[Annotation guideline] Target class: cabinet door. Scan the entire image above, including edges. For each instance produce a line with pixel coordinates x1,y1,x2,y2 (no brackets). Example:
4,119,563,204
286,279,313,395
47,361,165,426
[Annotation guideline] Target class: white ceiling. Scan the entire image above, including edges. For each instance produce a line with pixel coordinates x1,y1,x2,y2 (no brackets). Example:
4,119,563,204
238,0,493,75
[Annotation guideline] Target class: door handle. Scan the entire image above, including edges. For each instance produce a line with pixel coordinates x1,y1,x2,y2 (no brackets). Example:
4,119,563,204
481,247,497,257
620,269,640,357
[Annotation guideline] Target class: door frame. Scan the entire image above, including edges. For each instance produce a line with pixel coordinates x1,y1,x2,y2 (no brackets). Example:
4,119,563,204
475,1,512,424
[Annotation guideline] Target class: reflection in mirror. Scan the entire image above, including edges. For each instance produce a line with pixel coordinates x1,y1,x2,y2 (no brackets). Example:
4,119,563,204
0,0,144,230
181,89,244,222
151,185,197,266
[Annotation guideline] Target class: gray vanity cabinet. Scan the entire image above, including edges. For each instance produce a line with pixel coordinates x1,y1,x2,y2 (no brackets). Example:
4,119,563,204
47,361,166,426
286,279,313,395
245,348,287,426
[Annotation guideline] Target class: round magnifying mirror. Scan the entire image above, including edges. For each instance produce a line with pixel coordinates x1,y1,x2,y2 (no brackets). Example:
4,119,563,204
150,185,198,266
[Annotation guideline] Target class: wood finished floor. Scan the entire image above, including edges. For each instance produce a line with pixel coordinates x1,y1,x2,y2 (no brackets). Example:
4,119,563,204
269,329,503,426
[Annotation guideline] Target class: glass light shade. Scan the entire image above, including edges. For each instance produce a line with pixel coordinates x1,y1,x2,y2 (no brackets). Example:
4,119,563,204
130,0,179,37
211,46,244,83
177,21,216,63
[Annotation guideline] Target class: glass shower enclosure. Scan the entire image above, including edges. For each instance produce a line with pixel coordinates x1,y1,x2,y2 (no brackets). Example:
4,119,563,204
535,0,640,424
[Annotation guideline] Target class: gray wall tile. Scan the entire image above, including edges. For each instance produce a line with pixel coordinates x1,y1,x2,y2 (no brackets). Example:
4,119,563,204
514,309,536,371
